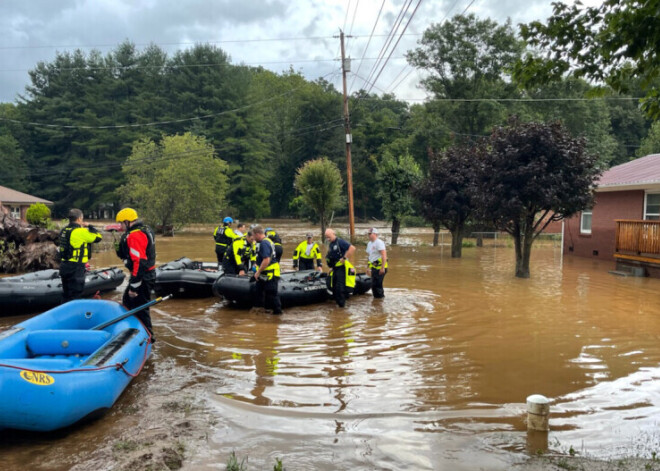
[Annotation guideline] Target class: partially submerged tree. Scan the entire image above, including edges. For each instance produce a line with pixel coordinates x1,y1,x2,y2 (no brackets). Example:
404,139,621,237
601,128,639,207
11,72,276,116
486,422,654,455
375,152,421,245
120,132,229,229
477,118,601,278
414,144,480,257
293,158,343,240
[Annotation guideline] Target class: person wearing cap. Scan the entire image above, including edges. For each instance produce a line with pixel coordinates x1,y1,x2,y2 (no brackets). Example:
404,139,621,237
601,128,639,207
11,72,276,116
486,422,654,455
213,216,238,265
324,228,356,308
115,207,157,338
292,232,323,272
366,227,388,299
58,208,103,303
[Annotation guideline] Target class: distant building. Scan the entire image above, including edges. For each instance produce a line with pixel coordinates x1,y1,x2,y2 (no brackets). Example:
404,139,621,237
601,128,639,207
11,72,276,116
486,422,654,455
563,153,660,276
0,185,53,221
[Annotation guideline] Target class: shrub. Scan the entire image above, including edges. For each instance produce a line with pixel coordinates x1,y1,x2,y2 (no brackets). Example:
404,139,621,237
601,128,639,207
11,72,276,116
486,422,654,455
25,203,51,227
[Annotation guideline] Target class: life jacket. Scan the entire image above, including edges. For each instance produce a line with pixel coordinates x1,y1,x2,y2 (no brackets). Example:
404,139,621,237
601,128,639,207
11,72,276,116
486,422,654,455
368,258,389,270
328,260,356,289
214,225,237,248
257,238,281,280
223,237,250,271
266,230,282,246
119,223,156,274
58,225,76,262
326,238,349,268
59,224,101,263
293,241,321,261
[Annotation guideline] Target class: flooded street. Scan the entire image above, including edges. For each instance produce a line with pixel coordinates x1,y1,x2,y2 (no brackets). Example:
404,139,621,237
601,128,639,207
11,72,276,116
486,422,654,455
2,222,660,470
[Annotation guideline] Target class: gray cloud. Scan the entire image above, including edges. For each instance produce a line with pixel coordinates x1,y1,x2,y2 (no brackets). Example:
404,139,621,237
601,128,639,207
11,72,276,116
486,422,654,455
0,0,568,103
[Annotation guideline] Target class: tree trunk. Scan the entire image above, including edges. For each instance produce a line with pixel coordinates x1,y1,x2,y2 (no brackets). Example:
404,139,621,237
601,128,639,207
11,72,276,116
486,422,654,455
450,229,463,258
391,218,401,245
514,227,534,278
321,216,327,243
432,221,441,247
0,213,59,273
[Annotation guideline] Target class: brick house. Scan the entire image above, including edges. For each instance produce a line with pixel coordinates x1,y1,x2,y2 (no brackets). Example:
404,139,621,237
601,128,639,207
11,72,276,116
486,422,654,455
0,185,53,221
563,153,660,276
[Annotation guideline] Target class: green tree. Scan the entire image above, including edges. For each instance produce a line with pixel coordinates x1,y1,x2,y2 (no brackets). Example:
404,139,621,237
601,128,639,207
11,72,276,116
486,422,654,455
293,158,343,240
413,144,480,257
517,0,660,119
120,133,229,229
375,152,421,245
0,133,29,192
407,14,525,137
477,119,601,278
637,121,660,157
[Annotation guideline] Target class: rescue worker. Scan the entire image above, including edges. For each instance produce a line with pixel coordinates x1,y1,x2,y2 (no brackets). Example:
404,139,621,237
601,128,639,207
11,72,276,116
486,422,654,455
265,227,283,263
222,231,255,275
324,228,356,308
366,227,388,298
253,226,282,315
213,217,238,265
293,232,322,272
115,208,157,339
58,208,103,303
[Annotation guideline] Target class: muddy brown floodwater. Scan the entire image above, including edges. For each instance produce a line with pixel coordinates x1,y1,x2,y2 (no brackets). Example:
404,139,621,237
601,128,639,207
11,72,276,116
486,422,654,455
2,222,660,470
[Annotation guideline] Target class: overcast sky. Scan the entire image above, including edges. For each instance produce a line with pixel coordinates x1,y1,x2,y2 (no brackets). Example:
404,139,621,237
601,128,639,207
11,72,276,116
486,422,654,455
0,0,573,104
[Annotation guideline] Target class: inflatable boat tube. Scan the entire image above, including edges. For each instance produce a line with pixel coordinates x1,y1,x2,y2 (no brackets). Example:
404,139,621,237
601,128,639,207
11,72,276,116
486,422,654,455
213,270,372,308
0,299,152,431
0,267,125,316
154,257,223,298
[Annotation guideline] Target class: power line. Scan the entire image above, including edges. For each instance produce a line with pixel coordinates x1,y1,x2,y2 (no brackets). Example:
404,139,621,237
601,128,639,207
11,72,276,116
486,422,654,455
385,0,463,93
0,33,424,51
366,0,423,95
0,56,409,73
348,0,386,94
362,0,413,91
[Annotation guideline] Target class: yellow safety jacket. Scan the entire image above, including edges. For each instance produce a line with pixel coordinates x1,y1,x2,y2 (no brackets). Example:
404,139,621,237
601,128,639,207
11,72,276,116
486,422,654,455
213,225,238,250
59,224,102,264
368,258,389,270
329,259,356,289
293,241,322,263
257,238,281,280
225,237,249,269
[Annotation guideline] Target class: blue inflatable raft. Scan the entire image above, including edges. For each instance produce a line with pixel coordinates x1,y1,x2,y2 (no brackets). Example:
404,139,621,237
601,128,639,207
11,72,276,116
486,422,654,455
0,299,153,432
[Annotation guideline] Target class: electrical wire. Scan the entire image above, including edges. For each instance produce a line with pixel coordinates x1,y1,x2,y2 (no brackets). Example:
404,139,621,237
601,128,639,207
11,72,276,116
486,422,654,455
366,0,424,95
348,0,386,94
362,0,413,91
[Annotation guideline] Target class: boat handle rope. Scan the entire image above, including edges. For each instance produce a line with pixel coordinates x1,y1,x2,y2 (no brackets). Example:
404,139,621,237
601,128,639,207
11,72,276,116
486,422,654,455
0,330,153,378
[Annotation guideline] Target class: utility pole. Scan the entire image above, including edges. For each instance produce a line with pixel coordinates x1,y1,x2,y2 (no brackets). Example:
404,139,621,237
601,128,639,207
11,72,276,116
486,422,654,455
339,29,356,242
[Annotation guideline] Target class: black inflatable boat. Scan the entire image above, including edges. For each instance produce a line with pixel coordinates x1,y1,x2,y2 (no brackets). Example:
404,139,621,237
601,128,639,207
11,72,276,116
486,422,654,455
213,270,372,308
0,267,125,315
154,257,223,298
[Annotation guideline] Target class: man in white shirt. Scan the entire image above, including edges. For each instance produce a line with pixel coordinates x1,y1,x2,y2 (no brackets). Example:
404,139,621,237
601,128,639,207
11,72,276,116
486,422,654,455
366,227,388,298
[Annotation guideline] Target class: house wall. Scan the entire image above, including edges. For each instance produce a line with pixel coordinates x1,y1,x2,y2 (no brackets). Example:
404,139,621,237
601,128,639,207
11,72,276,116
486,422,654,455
563,190,645,260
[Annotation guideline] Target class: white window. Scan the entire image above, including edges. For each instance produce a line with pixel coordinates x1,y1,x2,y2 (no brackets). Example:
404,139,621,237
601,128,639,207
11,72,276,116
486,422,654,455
644,193,660,220
10,206,20,219
580,210,592,234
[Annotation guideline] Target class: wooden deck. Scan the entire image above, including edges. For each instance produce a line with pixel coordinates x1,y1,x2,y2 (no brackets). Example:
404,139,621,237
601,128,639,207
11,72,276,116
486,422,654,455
615,219,660,263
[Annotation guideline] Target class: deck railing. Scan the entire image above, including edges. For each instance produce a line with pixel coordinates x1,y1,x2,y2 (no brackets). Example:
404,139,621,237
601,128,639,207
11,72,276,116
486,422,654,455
615,219,660,256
